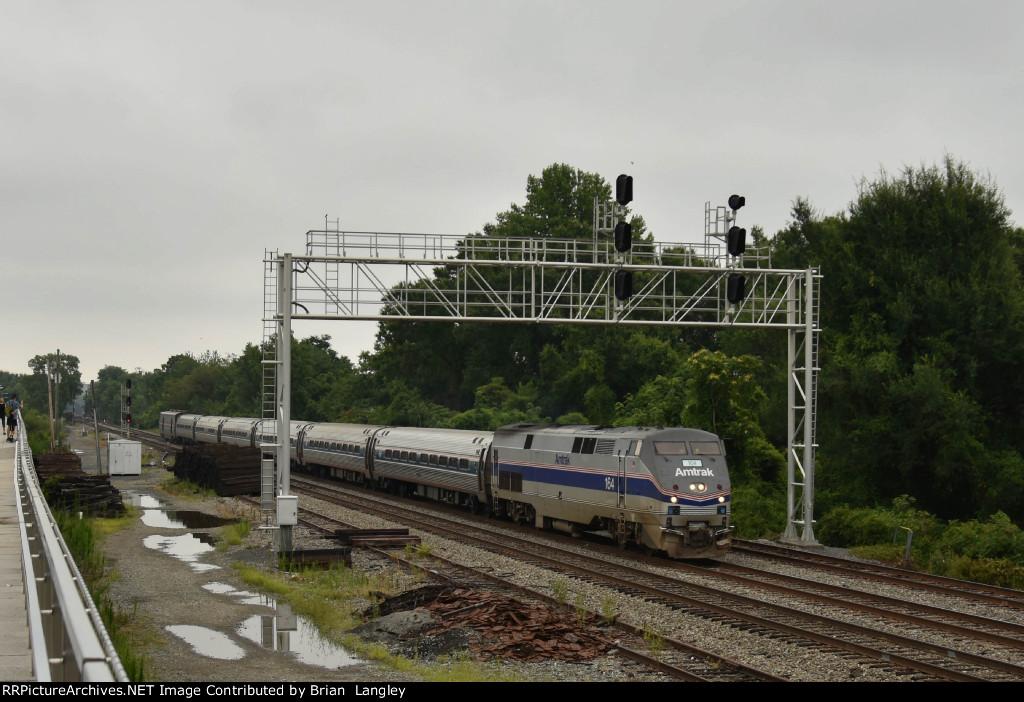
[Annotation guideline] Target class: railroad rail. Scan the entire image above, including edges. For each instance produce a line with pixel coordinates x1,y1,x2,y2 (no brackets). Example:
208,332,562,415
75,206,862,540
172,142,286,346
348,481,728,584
733,539,1024,609
288,474,1024,682
240,490,781,682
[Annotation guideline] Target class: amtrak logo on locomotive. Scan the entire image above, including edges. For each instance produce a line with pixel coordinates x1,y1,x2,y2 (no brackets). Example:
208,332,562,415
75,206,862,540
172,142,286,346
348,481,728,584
675,467,715,477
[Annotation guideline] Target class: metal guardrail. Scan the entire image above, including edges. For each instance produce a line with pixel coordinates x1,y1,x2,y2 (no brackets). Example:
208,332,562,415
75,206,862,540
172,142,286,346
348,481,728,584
14,419,127,681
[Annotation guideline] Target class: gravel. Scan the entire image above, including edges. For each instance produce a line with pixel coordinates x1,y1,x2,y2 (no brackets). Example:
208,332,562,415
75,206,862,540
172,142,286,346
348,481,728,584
73,429,1021,683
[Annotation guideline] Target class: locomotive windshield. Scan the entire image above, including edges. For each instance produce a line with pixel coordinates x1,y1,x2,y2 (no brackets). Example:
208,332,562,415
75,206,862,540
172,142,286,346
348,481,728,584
690,441,723,455
653,441,688,455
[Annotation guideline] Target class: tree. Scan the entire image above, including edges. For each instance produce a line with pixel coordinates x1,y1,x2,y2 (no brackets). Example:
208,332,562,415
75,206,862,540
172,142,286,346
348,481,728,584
770,158,1024,520
26,352,82,418
365,163,650,416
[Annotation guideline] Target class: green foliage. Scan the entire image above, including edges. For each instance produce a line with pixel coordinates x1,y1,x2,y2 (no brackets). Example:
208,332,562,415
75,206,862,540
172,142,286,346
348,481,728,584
600,595,617,625
22,407,53,454
730,480,786,539
52,507,147,681
926,555,1024,589
930,512,1024,565
573,592,587,627
817,498,1024,587
774,158,1024,522
160,476,215,501
25,352,82,417
445,377,546,430
222,518,252,547
642,622,664,657
616,349,784,483
551,577,569,604
817,505,899,548
817,495,943,549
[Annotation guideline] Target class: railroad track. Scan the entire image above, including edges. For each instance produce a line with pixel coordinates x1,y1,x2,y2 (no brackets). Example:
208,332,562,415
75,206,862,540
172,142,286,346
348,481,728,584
287,474,1024,682
733,539,1024,609
106,425,1024,680
238,487,783,683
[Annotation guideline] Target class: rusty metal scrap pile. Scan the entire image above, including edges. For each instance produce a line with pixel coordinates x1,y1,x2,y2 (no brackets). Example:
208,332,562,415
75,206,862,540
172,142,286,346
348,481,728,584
419,588,612,662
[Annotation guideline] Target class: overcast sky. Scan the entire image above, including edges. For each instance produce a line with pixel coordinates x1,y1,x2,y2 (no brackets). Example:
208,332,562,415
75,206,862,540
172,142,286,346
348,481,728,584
5,1,1022,382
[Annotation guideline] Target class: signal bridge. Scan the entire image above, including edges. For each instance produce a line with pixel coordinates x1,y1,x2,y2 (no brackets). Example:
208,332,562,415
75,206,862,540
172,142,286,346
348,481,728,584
262,191,820,549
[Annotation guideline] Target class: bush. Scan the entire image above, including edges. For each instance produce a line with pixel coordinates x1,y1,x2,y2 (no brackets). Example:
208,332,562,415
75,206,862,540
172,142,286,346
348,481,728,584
817,495,943,550
927,554,1024,589
731,480,786,539
816,505,897,547
930,512,1024,564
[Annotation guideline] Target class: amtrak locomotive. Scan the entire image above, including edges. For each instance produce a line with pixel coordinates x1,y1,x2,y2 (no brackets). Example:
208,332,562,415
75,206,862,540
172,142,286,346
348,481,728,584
161,412,732,559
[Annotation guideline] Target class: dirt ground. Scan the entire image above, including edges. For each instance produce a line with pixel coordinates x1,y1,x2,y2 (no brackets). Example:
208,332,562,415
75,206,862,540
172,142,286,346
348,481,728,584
68,425,425,683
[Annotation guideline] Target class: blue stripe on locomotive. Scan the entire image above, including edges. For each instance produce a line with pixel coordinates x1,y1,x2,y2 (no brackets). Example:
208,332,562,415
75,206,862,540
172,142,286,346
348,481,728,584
495,460,728,508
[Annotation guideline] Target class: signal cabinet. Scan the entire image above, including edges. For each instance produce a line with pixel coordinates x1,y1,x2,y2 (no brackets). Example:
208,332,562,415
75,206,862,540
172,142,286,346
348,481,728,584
108,440,142,475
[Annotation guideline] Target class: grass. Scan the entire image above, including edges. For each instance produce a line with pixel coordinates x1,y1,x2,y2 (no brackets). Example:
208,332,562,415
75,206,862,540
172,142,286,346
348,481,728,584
642,622,664,657
221,518,252,548
53,506,148,681
551,577,569,604
600,594,618,625
159,476,216,501
232,561,529,682
574,592,588,626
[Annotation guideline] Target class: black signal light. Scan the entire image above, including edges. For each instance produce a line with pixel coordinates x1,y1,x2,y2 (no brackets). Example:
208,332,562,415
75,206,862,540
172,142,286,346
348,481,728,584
614,221,632,252
125,413,132,424
614,270,633,300
727,226,746,256
616,174,633,206
126,378,132,390
727,274,747,304
728,194,745,211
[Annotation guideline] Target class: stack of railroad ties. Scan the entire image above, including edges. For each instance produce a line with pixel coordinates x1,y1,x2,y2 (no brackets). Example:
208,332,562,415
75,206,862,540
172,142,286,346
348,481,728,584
170,443,262,495
33,452,125,518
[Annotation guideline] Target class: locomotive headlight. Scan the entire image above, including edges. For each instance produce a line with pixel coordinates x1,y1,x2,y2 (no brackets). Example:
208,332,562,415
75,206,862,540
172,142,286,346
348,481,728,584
689,483,696,491
670,496,677,503
718,496,725,503
697,483,706,492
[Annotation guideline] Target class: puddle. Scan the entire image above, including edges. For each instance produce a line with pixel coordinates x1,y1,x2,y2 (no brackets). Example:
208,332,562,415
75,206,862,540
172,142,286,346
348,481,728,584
143,533,220,571
202,582,239,595
166,625,245,660
141,510,234,529
202,582,273,606
124,492,166,509
237,605,360,669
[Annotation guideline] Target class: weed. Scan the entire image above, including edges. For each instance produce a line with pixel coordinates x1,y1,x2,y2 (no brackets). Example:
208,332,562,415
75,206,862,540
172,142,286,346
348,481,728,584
600,594,617,625
159,476,215,501
573,592,587,626
222,518,252,547
642,621,664,657
52,505,148,681
551,577,569,604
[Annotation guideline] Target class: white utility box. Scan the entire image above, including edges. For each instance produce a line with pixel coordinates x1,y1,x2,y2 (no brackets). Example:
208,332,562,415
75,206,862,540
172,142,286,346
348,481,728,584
108,440,142,475
277,495,298,526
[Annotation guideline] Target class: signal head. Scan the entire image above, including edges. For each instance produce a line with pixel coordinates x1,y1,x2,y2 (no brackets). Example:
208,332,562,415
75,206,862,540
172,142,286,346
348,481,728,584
727,226,747,256
728,194,745,211
616,174,634,206
614,269,633,300
727,274,747,304
614,221,632,252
